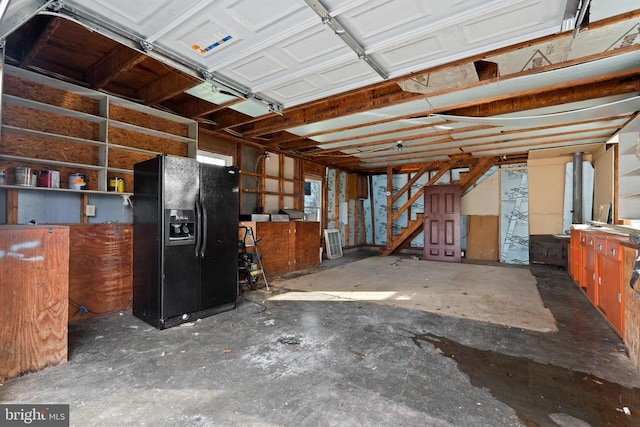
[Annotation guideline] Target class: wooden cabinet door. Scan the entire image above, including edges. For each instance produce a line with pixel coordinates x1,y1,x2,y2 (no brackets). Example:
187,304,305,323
599,240,624,337
424,184,461,262
584,234,596,303
295,222,321,270
570,229,581,282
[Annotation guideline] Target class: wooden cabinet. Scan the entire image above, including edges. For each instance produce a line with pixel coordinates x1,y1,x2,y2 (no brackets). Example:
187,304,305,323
239,221,320,276
68,224,133,322
570,227,628,338
294,221,322,270
529,235,568,267
596,237,625,337
0,225,69,382
583,232,596,302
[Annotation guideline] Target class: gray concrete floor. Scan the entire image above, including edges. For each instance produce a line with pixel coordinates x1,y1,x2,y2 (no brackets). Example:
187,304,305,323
2,251,640,426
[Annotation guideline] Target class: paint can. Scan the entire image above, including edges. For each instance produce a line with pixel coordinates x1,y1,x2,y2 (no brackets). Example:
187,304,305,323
15,166,31,186
69,173,88,190
37,170,60,188
108,177,124,193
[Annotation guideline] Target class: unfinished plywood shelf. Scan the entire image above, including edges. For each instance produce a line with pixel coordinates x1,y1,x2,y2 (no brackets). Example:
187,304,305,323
0,64,197,194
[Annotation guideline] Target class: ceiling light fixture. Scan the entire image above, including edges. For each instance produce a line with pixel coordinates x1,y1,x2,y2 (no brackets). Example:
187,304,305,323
396,142,403,153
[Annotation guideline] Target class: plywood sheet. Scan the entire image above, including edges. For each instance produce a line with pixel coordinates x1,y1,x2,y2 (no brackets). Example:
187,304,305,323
0,226,69,382
466,215,499,261
68,224,133,322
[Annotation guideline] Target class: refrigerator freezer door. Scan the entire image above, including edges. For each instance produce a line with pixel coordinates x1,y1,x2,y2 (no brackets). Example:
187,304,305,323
161,156,200,321
199,164,239,310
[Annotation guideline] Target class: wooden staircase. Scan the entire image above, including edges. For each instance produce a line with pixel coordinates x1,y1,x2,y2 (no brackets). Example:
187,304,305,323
380,155,501,256
380,213,423,256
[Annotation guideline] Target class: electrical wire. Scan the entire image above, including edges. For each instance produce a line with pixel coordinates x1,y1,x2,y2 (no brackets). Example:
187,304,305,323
239,293,268,314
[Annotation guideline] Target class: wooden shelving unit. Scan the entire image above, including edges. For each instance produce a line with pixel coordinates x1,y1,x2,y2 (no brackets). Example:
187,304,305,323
0,64,197,194
0,65,198,223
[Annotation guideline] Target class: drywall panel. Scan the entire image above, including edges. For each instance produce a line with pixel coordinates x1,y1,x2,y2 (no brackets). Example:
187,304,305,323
528,157,567,234
462,171,499,215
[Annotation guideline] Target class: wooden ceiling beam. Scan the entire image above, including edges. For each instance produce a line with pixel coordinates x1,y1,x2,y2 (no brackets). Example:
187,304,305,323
139,72,200,106
444,71,640,117
233,43,640,139
85,44,146,89
172,97,244,119
288,73,639,156
20,18,62,69
236,85,422,137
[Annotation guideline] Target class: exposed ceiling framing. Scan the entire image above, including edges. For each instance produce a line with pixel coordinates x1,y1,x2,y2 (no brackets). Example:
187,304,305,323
1,0,639,174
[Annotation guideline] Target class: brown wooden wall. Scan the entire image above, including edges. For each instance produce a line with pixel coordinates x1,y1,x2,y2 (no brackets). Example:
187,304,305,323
624,244,640,370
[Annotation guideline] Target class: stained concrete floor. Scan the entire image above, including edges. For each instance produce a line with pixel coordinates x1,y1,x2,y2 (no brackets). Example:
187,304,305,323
2,251,640,426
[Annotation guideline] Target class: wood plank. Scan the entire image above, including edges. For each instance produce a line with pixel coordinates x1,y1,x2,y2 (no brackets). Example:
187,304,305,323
466,215,499,261
68,224,133,322
139,71,200,106
19,18,63,69
3,103,101,140
4,74,101,115
108,127,189,157
295,222,321,269
6,189,18,224
173,97,244,119
86,44,146,89
0,225,69,382
109,104,191,137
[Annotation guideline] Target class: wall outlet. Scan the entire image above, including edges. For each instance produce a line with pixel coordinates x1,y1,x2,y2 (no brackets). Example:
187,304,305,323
85,204,96,216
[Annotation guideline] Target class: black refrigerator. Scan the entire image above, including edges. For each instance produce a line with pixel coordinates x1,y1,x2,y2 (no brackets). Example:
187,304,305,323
133,154,239,329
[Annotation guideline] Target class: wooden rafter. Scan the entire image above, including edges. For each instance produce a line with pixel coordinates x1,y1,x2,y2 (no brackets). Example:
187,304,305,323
231,43,640,138
85,44,146,89
20,18,62,69
173,98,244,119
139,72,201,106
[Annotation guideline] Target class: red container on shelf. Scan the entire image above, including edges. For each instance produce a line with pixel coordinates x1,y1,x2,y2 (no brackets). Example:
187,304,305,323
37,170,60,188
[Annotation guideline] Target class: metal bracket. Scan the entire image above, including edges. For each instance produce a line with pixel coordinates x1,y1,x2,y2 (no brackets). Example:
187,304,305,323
140,40,153,52
305,0,388,80
46,1,64,12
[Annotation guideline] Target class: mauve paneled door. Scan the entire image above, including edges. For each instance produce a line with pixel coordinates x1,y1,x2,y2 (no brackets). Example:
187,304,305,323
424,184,461,263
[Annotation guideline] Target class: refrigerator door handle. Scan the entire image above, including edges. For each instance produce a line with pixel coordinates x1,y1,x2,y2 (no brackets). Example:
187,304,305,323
200,206,208,258
195,197,203,256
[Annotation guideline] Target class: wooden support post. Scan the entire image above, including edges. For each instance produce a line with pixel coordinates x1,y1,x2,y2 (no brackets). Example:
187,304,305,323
386,165,393,251
80,193,89,224
6,189,18,224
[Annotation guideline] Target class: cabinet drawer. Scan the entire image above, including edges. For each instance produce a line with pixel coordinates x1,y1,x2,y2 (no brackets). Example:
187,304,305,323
594,237,605,253
605,238,622,260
